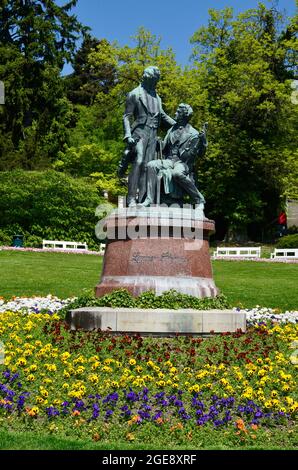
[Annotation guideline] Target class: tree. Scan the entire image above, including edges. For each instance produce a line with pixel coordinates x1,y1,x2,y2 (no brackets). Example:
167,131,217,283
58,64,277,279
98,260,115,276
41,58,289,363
190,4,298,240
0,0,86,169
0,0,85,67
65,35,117,105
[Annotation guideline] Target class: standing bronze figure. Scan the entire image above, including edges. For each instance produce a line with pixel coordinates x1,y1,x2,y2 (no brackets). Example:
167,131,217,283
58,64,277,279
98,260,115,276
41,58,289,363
120,66,175,207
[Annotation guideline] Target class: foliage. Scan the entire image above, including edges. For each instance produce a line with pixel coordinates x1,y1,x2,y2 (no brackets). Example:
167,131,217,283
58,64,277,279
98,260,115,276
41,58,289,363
283,148,298,200
65,35,117,105
0,231,44,248
23,234,43,248
53,143,123,201
276,234,298,249
0,229,11,246
0,3,297,240
54,143,114,177
0,0,85,66
61,289,231,316
0,0,86,168
0,170,104,247
0,311,297,448
190,5,298,237
287,225,298,235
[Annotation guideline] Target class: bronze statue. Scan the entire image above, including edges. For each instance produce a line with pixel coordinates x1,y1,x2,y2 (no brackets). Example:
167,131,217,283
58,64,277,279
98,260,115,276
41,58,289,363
141,103,206,209
119,66,175,207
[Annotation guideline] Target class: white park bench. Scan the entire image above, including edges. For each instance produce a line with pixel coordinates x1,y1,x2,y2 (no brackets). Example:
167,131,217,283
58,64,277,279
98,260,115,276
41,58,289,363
213,246,261,258
42,240,106,255
43,240,88,251
270,248,298,259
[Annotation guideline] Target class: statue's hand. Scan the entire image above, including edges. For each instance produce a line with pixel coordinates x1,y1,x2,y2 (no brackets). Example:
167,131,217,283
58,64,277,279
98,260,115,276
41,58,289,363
126,137,135,147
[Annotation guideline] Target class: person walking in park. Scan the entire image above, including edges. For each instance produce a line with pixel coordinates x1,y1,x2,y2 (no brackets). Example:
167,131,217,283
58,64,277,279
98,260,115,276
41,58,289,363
277,211,287,237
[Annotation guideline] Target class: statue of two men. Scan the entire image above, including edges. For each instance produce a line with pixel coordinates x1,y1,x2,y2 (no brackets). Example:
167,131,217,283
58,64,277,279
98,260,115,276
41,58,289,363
119,66,206,209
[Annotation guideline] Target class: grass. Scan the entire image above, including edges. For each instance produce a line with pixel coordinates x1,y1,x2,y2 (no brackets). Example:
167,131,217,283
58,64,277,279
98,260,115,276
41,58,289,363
0,428,296,451
0,251,297,451
213,260,298,311
0,250,297,310
0,250,102,299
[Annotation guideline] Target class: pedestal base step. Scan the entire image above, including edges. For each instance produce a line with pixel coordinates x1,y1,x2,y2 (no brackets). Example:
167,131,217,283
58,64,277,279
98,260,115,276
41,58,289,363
66,307,246,335
96,275,219,298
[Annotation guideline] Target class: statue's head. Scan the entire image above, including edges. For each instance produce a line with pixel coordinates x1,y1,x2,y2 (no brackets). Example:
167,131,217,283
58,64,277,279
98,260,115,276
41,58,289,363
175,103,193,123
142,66,161,88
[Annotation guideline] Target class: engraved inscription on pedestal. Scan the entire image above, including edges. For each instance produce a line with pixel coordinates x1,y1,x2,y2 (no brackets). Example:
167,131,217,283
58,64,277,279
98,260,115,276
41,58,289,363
131,251,187,265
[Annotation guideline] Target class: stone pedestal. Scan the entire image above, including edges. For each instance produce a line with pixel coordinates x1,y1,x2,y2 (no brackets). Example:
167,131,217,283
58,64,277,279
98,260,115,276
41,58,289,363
95,206,219,298
67,307,246,334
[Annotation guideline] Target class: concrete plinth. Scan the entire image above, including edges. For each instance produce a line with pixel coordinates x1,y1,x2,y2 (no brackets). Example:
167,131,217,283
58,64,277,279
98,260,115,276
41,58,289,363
66,307,246,334
95,207,219,298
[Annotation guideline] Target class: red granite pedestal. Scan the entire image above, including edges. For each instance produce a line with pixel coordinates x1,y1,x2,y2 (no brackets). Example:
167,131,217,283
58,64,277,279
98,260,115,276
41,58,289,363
95,207,219,298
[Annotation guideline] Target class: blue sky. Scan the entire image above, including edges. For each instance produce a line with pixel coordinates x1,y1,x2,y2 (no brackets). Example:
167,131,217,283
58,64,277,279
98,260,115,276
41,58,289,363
59,0,296,73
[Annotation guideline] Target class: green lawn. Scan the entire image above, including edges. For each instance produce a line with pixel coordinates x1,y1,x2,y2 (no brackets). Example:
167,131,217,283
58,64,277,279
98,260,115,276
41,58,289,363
0,428,296,451
0,250,297,310
0,250,102,298
213,260,298,311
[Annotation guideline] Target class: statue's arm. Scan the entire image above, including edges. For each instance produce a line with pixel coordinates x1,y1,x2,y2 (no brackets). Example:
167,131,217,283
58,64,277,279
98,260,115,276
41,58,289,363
160,107,176,128
179,135,200,160
123,92,135,140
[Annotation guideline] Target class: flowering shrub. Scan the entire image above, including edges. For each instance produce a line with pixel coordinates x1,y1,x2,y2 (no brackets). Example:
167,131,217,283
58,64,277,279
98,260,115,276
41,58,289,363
0,295,73,314
0,308,297,445
244,307,298,326
1,294,297,324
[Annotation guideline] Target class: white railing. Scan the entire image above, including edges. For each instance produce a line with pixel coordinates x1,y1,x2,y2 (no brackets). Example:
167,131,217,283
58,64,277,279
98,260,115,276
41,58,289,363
99,244,105,255
42,240,88,251
42,240,106,255
213,247,261,258
270,248,298,259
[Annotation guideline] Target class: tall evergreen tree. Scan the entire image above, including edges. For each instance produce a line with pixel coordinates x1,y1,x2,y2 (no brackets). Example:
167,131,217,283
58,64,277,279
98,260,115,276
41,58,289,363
65,35,117,105
0,0,86,169
0,0,85,66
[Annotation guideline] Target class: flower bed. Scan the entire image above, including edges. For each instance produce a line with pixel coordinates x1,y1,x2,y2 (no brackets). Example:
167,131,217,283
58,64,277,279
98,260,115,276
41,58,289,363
211,255,298,264
0,306,297,445
243,307,298,325
0,246,102,256
1,295,297,324
0,295,73,314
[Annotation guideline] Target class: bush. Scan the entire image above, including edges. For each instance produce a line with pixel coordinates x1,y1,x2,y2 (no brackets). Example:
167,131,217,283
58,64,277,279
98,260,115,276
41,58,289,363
0,170,105,248
0,229,11,246
275,234,298,249
24,234,43,248
60,289,231,317
54,144,115,177
287,225,298,235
